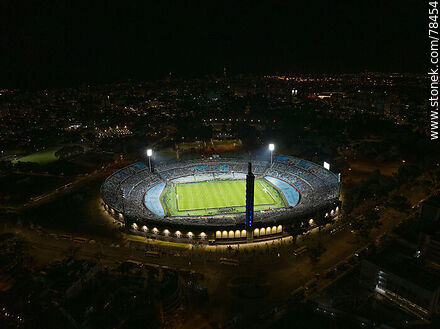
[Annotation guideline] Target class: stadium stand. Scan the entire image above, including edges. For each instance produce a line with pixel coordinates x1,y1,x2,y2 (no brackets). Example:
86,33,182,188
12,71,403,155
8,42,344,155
101,156,340,227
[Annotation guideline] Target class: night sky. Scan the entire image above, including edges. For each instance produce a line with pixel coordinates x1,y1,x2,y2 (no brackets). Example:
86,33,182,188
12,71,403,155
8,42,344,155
1,0,426,89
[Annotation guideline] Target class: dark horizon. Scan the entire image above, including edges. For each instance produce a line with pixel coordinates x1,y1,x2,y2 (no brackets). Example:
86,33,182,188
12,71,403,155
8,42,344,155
1,1,426,89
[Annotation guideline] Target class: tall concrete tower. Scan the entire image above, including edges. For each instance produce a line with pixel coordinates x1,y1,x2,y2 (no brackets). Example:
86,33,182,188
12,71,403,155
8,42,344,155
245,162,255,228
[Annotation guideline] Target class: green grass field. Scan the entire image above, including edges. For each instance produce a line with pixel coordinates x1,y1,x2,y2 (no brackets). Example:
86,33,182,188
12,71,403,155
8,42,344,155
12,148,61,165
162,178,286,216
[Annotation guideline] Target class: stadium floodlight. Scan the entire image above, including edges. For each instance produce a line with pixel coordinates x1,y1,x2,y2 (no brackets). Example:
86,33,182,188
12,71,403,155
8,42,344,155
147,149,153,172
268,144,275,165
323,161,330,170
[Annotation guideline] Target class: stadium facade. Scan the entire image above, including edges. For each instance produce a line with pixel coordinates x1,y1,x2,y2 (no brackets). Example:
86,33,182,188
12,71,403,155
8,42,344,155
100,156,341,244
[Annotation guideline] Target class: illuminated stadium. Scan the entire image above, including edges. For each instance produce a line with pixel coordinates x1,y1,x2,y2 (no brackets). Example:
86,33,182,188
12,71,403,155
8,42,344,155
100,156,341,244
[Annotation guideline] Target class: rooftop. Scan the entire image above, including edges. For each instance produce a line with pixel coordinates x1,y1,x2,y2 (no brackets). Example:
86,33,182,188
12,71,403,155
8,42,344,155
366,242,440,291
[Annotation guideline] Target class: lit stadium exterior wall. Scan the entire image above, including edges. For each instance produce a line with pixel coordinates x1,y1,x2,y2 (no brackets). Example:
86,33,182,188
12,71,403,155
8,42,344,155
100,157,341,244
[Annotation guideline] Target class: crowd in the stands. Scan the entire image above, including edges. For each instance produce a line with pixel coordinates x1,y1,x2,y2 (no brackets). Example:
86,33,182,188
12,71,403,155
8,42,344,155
100,156,340,225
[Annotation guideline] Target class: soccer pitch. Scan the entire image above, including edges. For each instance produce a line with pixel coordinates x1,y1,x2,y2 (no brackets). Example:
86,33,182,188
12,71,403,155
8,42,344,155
12,148,61,165
162,178,286,216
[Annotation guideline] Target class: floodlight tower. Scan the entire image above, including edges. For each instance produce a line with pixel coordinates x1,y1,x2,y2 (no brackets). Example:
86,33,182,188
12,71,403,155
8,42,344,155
147,149,153,172
269,143,275,165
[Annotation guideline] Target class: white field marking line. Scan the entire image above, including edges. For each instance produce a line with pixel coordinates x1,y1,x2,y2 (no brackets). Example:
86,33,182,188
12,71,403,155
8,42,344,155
258,180,276,204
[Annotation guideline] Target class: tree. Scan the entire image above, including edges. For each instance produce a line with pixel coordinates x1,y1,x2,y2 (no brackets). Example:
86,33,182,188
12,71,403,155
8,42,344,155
55,145,84,160
306,232,326,263
423,168,440,193
394,164,421,185
308,240,325,263
388,195,410,212
351,200,381,239
93,251,103,265
67,245,80,258
14,161,40,172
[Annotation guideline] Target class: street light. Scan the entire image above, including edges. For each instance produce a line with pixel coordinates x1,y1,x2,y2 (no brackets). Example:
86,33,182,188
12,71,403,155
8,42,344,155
147,149,153,172
269,143,275,165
